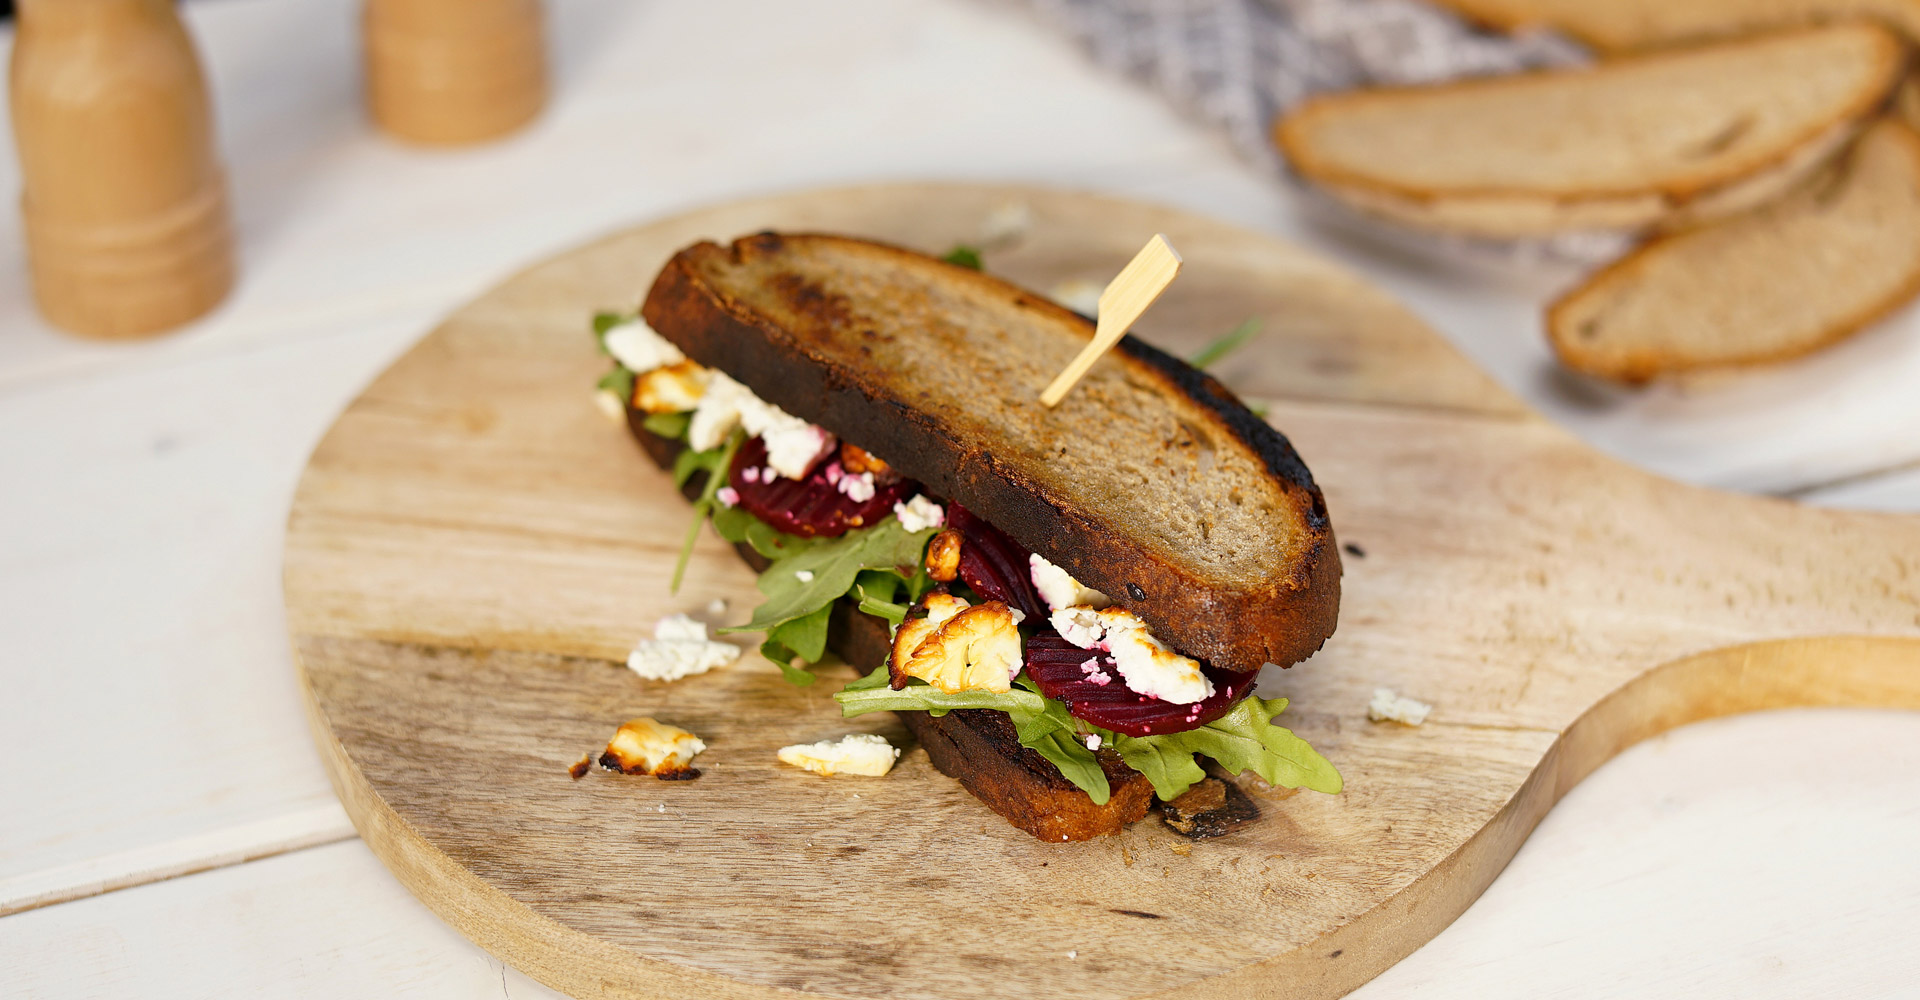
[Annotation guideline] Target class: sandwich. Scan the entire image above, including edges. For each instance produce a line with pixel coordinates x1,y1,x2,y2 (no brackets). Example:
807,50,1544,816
592,231,1344,842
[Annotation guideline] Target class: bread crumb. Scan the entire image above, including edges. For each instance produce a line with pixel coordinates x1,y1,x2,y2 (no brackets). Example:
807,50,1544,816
1368,687,1432,726
1169,842,1192,857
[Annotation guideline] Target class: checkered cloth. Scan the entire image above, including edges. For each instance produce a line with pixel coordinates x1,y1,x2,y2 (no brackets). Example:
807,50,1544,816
1003,0,1630,264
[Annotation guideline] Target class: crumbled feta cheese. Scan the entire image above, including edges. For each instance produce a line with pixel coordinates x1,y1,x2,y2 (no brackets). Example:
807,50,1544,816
715,486,739,508
761,421,835,480
1083,734,1101,751
1051,606,1107,649
1029,553,1112,612
1048,607,1212,705
593,389,627,425
686,372,752,451
1368,687,1432,726
600,717,705,776
741,466,761,484
837,470,876,503
894,495,945,533
626,614,741,682
777,733,901,776
794,570,815,583
602,318,685,374
1050,279,1104,317
706,598,728,616
979,200,1032,245
685,371,833,477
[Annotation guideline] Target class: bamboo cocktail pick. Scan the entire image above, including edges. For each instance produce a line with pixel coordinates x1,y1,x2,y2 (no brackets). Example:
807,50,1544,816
1039,234,1183,407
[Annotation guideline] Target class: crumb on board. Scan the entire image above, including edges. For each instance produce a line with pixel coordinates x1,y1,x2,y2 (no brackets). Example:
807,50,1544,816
1368,686,1432,726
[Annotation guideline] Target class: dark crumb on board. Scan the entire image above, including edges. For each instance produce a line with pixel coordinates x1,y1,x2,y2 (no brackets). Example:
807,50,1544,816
568,753,593,780
1343,543,1365,558
655,767,702,781
1160,778,1260,839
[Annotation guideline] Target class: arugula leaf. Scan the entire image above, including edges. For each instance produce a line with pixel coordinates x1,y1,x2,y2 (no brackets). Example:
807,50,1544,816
1114,695,1341,799
759,603,834,685
720,518,935,643
642,410,690,439
596,366,635,403
592,311,628,348
941,245,984,270
842,665,892,692
1188,317,1263,370
851,570,909,626
836,677,1111,804
669,431,745,594
1112,736,1207,802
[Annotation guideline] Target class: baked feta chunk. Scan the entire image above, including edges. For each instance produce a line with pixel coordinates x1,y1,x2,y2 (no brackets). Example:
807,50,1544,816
602,318,685,374
1368,687,1432,726
1028,553,1111,612
600,717,705,776
627,614,740,682
1048,606,1213,705
776,733,901,776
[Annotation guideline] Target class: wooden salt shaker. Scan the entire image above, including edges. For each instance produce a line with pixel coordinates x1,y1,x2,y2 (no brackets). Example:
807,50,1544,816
9,0,236,339
364,0,547,145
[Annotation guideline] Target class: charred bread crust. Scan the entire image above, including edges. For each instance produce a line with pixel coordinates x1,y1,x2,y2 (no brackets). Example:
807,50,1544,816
640,232,1340,673
627,416,1158,841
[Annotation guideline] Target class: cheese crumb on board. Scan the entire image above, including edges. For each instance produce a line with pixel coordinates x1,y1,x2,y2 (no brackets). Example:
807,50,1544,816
600,718,705,777
777,733,901,776
1368,687,1432,726
627,614,740,682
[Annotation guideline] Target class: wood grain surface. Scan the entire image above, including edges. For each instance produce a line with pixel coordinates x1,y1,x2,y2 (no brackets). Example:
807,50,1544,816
282,184,1920,1000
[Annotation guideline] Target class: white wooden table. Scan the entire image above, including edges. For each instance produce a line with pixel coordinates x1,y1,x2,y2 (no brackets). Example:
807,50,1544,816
4,2,1917,997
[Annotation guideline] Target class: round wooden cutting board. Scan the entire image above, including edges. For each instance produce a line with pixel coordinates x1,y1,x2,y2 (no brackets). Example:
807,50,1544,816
284,184,1920,1000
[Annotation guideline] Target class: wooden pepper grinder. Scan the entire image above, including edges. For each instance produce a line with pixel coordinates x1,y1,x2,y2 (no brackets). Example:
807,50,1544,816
9,0,236,338
363,0,547,145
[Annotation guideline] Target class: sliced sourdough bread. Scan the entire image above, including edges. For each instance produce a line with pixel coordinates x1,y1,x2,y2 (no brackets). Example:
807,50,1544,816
641,232,1340,674
1425,0,1920,53
1549,118,1920,381
1274,21,1907,238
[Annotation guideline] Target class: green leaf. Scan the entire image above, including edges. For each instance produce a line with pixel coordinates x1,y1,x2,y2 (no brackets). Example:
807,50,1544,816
642,410,691,440
766,602,832,667
851,571,909,625
1112,737,1208,802
596,366,635,403
836,682,1048,719
1025,728,1111,806
1188,317,1263,370
719,518,936,643
668,431,745,594
941,245,984,270
1113,695,1341,800
758,637,817,686
592,311,628,349
842,665,892,692
835,677,1110,805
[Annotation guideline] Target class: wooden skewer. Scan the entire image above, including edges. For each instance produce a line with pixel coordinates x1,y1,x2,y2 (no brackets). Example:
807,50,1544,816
1039,234,1183,407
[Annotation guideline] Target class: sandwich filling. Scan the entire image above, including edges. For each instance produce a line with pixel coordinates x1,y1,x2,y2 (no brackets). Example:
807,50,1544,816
595,314,1341,806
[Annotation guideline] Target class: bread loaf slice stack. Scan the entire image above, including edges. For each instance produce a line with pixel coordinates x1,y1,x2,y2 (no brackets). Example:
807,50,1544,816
1548,119,1920,380
1275,21,1906,239
1425,0,1920,52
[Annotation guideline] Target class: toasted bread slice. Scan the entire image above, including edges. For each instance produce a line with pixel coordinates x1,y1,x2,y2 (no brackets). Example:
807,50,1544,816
1274,22,1907,238
1426,0,1920,52
1549,119,1920,380
641,233,1340,674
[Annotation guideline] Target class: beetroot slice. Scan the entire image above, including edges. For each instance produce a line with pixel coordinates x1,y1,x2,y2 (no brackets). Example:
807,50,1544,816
727,436,914,538
947,503,1047,619
1023,632,1259,737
